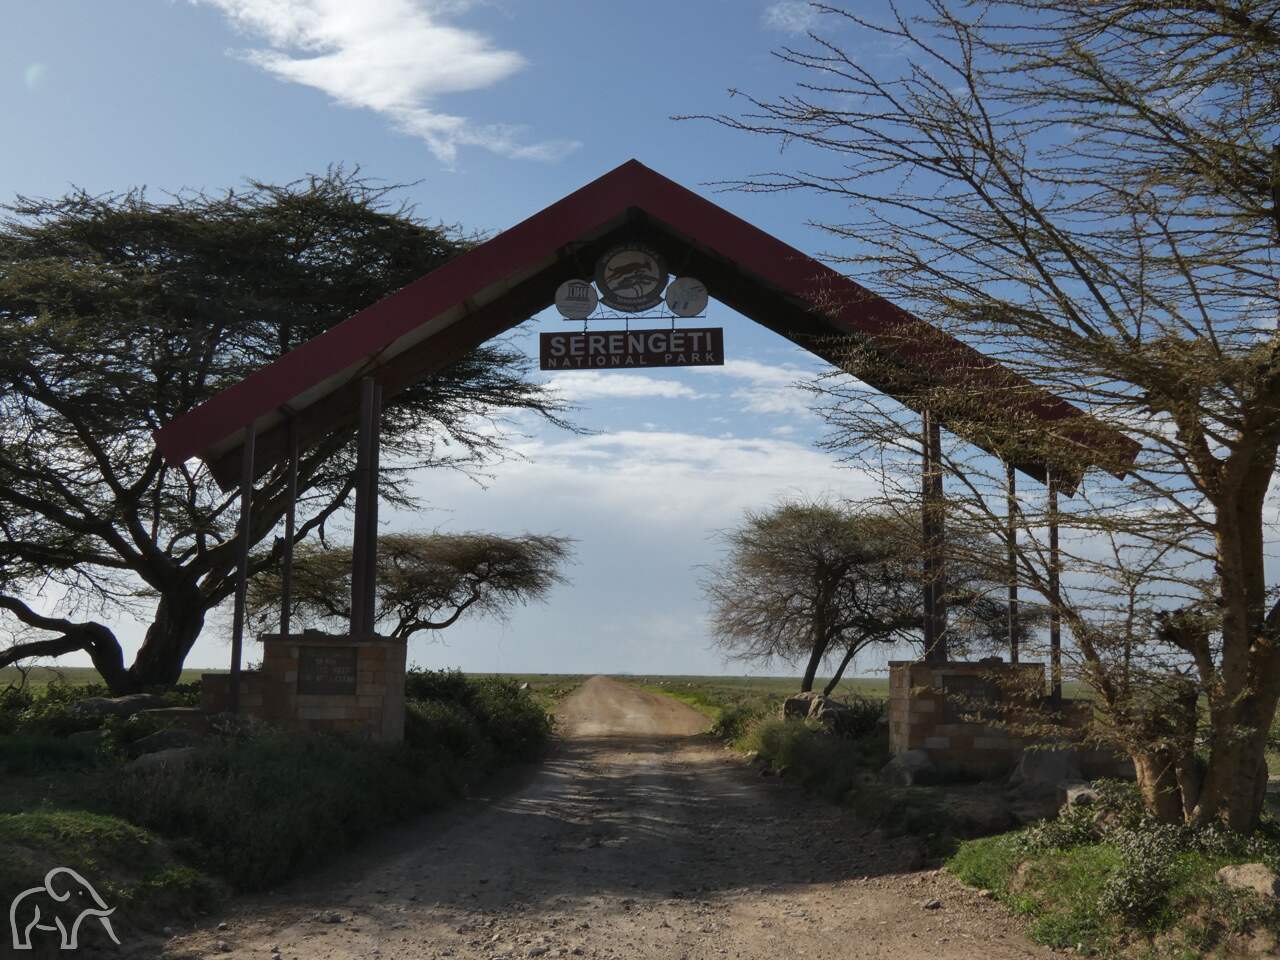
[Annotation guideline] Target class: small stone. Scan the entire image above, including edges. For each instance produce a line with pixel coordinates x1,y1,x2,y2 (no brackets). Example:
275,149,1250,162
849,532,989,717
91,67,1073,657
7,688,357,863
528,948,549,957
217,922,228,930
978,889,994,899
923,898,943,910
216,941,231,953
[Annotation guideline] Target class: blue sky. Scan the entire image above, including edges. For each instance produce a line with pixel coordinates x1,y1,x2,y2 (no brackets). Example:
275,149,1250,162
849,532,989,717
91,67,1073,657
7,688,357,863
4,0,923,677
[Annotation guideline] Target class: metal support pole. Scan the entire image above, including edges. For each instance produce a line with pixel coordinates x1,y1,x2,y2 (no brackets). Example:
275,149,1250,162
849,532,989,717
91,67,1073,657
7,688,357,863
281,415,298,639
1048,471,1062,701
361,382,382,637
229,420,257,715
1006,461,1019,663
921,410,948,662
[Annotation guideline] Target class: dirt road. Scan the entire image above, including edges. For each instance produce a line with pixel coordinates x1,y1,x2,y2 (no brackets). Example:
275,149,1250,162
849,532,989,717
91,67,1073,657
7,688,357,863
166,677,1059,960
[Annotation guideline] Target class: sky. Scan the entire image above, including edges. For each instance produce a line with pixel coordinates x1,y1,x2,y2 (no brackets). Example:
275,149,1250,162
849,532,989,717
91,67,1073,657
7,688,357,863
2,0,941,677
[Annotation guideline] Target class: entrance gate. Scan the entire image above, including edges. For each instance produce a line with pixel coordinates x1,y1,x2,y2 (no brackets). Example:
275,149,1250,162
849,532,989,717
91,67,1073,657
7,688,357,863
155,160,1137,742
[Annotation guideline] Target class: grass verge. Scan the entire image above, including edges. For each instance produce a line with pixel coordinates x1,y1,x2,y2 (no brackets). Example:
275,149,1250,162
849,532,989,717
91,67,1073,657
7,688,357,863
948,784,1280,956
1,668,554,943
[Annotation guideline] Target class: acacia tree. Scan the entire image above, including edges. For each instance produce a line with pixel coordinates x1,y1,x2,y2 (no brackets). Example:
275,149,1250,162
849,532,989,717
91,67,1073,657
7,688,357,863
703,1,1280,829
704,500,1020,693
0,172,567,693
246,532,571,641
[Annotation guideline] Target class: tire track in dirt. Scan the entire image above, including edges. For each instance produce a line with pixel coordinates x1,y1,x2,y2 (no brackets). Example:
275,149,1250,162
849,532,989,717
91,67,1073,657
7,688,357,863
160,676,1062,960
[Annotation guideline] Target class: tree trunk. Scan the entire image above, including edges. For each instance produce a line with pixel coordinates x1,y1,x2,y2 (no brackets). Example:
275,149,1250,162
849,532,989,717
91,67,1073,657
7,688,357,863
823,644,859,696
115,592,208,693
1187,462,1280,832
800,641,825,693
1134,751,1185,823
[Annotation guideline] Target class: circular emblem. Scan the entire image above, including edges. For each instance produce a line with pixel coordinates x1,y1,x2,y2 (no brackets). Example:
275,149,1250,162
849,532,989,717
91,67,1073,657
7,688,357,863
664,276,709,317
594,243,668,312
554,278,598,319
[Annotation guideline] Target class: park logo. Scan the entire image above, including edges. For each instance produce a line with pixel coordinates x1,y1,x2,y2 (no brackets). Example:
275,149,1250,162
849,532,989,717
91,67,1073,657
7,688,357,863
9,867,120,951
594,242,669,312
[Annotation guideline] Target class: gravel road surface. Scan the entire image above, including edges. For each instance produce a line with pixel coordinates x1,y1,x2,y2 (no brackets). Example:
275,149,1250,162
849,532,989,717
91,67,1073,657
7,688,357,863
163,676,1060,960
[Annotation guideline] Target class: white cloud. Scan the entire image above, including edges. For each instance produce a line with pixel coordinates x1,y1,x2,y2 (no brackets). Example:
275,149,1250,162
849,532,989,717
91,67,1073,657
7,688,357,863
375,426,876,674
762,1,818,33
692,358,820,417
544,371,709,403
196,0,580,165
446,429,873,532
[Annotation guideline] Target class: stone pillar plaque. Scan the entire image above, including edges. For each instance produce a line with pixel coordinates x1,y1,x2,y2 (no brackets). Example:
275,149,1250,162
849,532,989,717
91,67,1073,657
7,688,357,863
297,645,358,695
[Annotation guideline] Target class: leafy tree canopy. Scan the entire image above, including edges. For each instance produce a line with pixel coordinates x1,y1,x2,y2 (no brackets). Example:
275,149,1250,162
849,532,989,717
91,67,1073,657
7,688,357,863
247,532,573,641
0,170,567,692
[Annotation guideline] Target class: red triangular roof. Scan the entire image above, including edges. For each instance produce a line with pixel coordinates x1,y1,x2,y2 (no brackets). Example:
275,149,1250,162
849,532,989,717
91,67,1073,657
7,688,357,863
154,159,1136,491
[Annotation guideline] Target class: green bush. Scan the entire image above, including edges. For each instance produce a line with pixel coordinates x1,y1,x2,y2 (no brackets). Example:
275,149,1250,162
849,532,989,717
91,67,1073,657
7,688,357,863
8,682,111,737
404,667,475,706
3,671,553,895
405,699,490,761
0,810,219,943
828,694,886,740
467,676,553,761
0,734,100,775
948,780,1280,953
748,718,873,802
0,686,33,735
90,673,552,891
711,704,759,743
97,732,463,891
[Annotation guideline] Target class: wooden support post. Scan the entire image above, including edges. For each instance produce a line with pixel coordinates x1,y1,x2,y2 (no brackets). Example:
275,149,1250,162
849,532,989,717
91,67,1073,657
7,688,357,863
1048,471,1062,701
921,410,948,662
350,378,376,639
229,420,256,715
1006,461,1019,663
360,382,382,637
281,415,298,639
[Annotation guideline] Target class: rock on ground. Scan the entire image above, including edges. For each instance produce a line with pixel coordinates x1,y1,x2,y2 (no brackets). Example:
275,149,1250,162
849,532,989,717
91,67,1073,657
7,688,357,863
1008,747,1082,796
69,693,169,720
881,748,937,787
1217,863,1280,899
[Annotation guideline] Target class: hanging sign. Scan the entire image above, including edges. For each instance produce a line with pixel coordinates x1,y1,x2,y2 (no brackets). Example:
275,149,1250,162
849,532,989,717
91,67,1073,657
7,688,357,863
594,243,668,312
664,277,708,317
540,327,724,370
554,279,598,319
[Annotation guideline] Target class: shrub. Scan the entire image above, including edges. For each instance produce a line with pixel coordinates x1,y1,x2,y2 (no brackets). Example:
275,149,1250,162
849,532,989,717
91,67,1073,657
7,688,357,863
0,734,99,775
828,694,886,740
949,777,1280,953
466,677,552,761
93,672,552,892
0,686,34,735
405,699,490,762
749,719,869,802
97,732,463,891
11,682,111,737
711,704,759,743
404,668,475,707
1018,801,1100,853
0,810,220,943
1095,823,1186,927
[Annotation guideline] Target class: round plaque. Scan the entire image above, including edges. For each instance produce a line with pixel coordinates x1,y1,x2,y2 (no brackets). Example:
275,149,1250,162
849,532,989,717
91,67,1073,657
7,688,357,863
594,243,668,312
554,278,598,319
664,276,709,317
